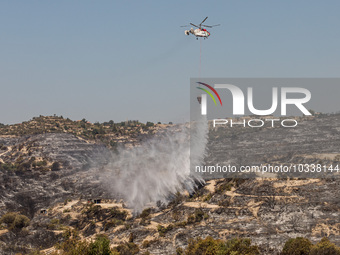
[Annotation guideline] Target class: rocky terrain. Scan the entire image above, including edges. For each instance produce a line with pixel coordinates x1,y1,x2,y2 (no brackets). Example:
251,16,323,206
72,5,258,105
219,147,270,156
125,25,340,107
0,115,339,254
203,114,340,179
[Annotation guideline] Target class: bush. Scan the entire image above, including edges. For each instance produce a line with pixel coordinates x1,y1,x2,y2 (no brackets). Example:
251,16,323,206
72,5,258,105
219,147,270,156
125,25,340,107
157,224,174,237
0,212,17,225
36,160,48,167
183,236,259,255
104,219,124,231
0,212,30,231
110,207,128,221
175,221,187,228
83,205,102,220
215,181,233,194
56,232,113,255
187,208,209,224
113,242,139,255
281,237,340,255
0,162,17,171
139,208,152,225
203,193,213,202
282,237,313,255
139,208,151,219
169,192,184,207
11,214,30,230
142,238,158,249
224,238,260,254
310,237,340,255
47,218,61,230
185,236,225,255
88,234,112,255
142,240,151,248
176,247,184,255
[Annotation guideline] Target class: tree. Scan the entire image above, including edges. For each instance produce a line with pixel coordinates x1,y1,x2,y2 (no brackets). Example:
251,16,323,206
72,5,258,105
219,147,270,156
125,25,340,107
146,122,154,127
308,109,316,116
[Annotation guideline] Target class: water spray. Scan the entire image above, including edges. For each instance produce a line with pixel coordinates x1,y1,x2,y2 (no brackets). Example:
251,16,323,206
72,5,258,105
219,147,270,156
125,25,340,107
101,115,208,212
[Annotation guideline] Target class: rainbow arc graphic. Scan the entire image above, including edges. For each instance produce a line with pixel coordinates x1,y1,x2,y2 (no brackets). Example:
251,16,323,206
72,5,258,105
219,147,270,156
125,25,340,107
196,82,222,106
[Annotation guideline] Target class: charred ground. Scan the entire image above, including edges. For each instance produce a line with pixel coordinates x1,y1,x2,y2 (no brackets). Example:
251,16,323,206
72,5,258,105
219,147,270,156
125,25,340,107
0,115,339,254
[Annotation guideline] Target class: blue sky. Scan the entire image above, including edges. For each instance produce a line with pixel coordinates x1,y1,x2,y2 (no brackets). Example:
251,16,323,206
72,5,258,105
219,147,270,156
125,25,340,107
1,1,340,124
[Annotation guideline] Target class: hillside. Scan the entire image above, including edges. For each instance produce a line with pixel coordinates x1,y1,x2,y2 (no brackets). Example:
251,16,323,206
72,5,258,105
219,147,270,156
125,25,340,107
0,115,172,149
0,115,339,254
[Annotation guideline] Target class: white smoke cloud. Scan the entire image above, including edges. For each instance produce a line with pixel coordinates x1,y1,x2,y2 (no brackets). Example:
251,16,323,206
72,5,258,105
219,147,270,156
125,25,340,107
101,116,208,212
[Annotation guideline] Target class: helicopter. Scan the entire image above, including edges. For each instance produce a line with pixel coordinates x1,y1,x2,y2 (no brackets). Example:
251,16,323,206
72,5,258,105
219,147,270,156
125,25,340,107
181,17,220,40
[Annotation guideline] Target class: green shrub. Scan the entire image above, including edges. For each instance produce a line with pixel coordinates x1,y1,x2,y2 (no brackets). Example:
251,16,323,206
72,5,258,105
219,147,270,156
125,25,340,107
56,232,113,255
0,163,17,171
183,236,259,255
139,208,151,219
110,207,128,221
185,236,226,255
64,198,71,205
142,240,151,248
215,182,233,194
104,219,124,231
36,160,47,167
0,212,30,231
310,237,340,255
47,218,62,230
282,237,313,255
113,242,139,255
0,212,17,225
83,204,102,220
203,193,213,202
175,221,187,228
146,122,154,127
142,239,158,249
88,234,112,255
187,208,209,224
224,238,260,254
157,224,174,237
176,247,184,255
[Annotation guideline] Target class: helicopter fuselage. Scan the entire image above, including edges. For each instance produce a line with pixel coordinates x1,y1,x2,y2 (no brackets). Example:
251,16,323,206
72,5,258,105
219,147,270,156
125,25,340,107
185,28,210,38
194,28,210,37
182,17,219,39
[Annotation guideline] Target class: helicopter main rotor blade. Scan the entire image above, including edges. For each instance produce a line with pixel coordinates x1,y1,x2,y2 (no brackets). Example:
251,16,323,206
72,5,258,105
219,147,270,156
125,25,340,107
180,25,190,27
200,16,208,26
190,23,200,28
202,24,220,28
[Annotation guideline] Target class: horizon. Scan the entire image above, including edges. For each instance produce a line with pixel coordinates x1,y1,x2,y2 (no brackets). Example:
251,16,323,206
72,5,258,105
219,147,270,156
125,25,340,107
1,1,340,124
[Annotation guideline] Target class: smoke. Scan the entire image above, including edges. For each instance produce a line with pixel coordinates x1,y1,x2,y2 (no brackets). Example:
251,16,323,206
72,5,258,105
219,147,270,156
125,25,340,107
101,115,208,212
